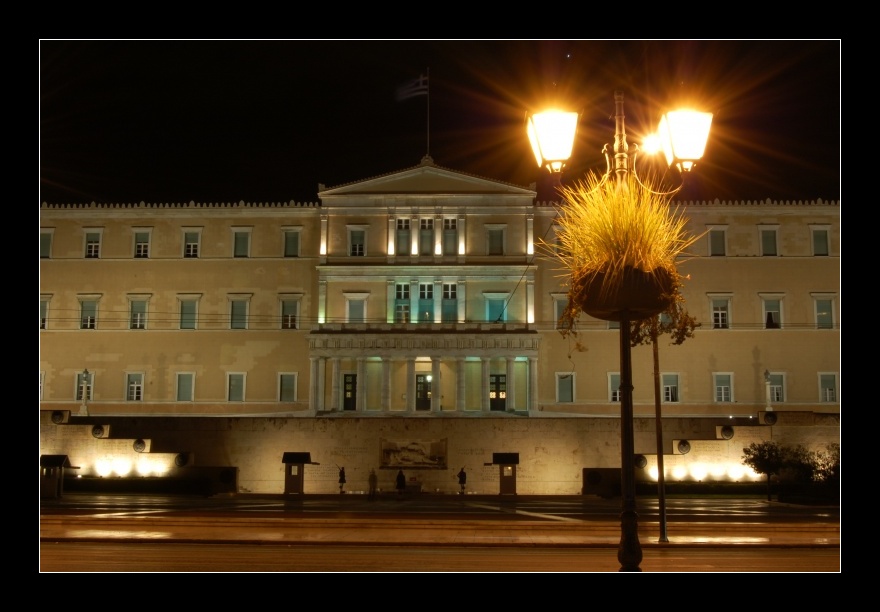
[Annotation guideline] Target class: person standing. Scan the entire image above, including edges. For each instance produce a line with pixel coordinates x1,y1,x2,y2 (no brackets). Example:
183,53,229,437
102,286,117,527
368,469,378,500
338,466,346,494
396,469,406,494
457,467,467,495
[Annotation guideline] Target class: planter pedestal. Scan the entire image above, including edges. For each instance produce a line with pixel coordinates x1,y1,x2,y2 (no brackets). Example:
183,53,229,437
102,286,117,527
569,265,679,571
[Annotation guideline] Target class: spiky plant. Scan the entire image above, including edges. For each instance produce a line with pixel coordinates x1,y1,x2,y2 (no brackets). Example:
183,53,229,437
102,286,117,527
540,171,700,334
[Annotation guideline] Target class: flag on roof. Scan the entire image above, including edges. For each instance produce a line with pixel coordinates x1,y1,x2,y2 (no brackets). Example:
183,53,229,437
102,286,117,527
396,74,428,101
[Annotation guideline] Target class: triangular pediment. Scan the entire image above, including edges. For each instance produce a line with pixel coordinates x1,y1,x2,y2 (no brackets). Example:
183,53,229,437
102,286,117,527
318,156,536,198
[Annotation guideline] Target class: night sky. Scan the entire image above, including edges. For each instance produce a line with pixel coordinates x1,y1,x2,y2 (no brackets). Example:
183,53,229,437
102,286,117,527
39,40,840,205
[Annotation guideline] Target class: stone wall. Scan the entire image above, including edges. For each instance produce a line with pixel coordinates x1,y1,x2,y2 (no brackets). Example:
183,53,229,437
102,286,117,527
39,411,839,495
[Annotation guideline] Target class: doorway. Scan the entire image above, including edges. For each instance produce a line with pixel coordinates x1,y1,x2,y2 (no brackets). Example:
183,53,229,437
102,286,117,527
416,374,432,411
343,374,357,411
489,374,506,411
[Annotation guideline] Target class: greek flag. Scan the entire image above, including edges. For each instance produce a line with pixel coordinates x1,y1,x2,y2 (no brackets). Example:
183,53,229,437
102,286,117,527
396,74,428,101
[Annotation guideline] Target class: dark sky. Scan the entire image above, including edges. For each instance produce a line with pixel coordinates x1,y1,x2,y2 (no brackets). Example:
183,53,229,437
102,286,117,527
39,40,840,205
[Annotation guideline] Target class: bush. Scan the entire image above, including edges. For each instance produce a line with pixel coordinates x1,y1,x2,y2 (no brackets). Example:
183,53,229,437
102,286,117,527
812,442,840,485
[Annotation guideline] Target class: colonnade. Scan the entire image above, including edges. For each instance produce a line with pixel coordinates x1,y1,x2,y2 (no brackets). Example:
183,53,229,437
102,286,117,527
308,354,539,414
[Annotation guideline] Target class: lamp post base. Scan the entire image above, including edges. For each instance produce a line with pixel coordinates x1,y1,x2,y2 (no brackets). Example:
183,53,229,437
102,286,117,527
618,509,643,572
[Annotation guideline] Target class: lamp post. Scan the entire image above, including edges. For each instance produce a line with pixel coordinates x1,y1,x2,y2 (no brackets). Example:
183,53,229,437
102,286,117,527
764,369,773,411
78,369,90,416
528,91,711,571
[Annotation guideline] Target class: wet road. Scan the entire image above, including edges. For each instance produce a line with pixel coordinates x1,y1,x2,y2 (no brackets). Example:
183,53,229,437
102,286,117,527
40,493,840,572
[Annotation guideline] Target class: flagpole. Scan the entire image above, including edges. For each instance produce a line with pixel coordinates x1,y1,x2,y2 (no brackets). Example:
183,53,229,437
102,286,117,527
426,67,430,157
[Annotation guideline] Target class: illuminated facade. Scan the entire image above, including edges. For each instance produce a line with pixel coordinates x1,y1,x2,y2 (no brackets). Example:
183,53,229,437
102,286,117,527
39,156,840,493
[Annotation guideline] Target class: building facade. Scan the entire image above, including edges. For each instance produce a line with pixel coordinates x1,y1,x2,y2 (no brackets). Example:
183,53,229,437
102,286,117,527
39,156,840,494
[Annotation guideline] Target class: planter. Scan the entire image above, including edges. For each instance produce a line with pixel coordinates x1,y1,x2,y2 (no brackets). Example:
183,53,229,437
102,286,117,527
572,266,675,322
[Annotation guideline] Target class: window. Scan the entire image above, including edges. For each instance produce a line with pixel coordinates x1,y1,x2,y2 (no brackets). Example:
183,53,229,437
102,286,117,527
767,373,784,402
40,230,53,258
84,231,102,258
819,373,837,403
711,297,730,329
40,297,49,329
556,372,574,403
814,296,834,329
485,293,509,323
184,230,201,258
344,293,369,323
443,218,458,255
233,229,250,257
442,283,457,323
179,297,199,329
708,228,726,256
134,230,150,258
760,227,778,256
553,295,567,330
230,297,249,329
419,219,434,256
487,226,505,255
80,299,98,329
130,299,147,330
552,225,566,256
714,373,732,402
608,320,620,330
812,226,830,256
761,296,782,329
349,228,365,256
609,373,621,402
662,374,679,402
279,373,297,402
281,299,299,330
76,371,92,401
177,373,194,401
396,219,410,255
126,373,143,401
418,283,433,322
228,373,245,402
283,229,300,257
395,284,410,323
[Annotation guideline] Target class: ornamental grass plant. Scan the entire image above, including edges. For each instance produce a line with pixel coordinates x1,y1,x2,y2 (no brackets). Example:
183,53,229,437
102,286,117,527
541,172,701,330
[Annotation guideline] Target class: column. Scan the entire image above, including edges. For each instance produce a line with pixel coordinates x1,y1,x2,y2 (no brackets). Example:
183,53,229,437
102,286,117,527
382,357,391,412
529,356,538,412
356,358,366,412
506,357,516,412
431,356,441,412
456,357,466,412
526,279,535,325
481,357,490,412
433,280,442,323
387,215,396,259
457,216,466,261
309,357,320,412
318,279,327,324
386,280,395,324
410,279,418,324
457,280,466,323
406,359,416,412
434,214,442,256
330,357,340,412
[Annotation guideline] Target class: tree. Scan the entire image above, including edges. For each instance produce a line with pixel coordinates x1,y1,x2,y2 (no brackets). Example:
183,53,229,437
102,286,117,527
811,442,840,486
629,295,700,541
742,441,785,501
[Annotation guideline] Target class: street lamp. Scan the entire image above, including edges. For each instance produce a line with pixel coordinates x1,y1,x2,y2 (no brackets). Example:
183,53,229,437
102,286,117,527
529,91,711,571
764,369,773,411
78,369,90,416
